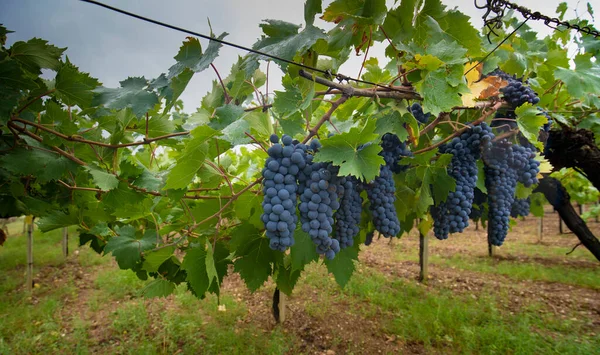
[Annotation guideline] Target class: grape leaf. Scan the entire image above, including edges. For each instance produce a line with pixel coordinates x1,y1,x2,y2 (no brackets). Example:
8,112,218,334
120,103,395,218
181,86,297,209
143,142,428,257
142,279,176,298
313,120,384,182
290,228,319,272
554,54,600,99
93,77,159,118
275,264,302,296
324,243,358,288
142,246,175,273
85,166,118,191
9,38,65,74
104,225,156,270
181,246,210,298
167,33,228,79
37,209,80,233
233,190,263,228
0,58,37,122
515,104,546,150
163,125,220,190
421,69,464,115
304,0,322,26
243,21,326,75
231,224,278,291
321,0,387,25
54,59,99,107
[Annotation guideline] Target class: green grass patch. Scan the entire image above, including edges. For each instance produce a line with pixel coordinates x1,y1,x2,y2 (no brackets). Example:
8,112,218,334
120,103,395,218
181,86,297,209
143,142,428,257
341,268,600,354
428,254,600,289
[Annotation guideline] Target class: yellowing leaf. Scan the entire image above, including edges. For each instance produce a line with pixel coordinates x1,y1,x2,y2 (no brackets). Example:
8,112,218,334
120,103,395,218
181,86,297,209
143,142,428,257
461,76,507,107
464,61,482,86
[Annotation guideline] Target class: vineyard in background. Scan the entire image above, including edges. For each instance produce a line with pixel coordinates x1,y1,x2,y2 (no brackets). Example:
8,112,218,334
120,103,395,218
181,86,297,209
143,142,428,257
1,0,600,350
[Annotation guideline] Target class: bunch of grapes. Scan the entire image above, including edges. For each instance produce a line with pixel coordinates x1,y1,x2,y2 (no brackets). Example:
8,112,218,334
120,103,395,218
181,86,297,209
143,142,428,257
410,103,431,124
298,162,342,260
512,144,540,187
365,164,401,238
333,176,363,249
380,133,413,173
261,134,307,251
483,140,519,246
500,79,540,108
432,123,494,239
364,231,374,246
511,198,531,218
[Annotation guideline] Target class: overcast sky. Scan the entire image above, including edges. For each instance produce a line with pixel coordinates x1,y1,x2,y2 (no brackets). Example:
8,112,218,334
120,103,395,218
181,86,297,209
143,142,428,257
1,0,596,113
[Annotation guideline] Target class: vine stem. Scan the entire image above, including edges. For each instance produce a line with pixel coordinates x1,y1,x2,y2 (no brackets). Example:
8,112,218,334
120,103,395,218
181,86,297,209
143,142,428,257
191,179,262,230
301,95,349,144
413,101,503,154
10,117,189,148
211,63,231,104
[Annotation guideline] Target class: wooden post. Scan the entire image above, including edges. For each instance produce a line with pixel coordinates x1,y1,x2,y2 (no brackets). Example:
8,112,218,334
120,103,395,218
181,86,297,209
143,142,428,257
538,215,543,242
418,232,429,282
272,288,287,323
26,216,34,292
62,227,68,258
278,292,286,323
475,220,479,231
578,203,583,215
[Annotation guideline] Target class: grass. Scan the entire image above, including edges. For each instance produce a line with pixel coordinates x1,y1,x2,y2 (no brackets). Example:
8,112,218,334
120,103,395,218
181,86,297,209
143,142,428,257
0,219,599,354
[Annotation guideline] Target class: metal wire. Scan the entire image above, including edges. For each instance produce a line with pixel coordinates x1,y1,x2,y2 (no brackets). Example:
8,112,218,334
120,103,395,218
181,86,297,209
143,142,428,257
80,0,407,92
477,0,600,41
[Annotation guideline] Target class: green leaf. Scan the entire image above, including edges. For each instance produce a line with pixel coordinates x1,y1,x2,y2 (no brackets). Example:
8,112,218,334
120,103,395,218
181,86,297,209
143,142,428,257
515,104,547,150
54,59,100,107
167,33,228,79
142,246,175,273
420,69,463,115
290,228,319,272
104,225,156,270
85,166,118,191
92,77,159,118
231,224,278,291
322,0,387,25
9,38,65,74
181,246,210,298
324,244,358,288
142,279,176,298
313,120,385,182
554,54,600,99
37,209,80,233
275,264,302,296
0,58,37,122
243,21,326,74
163,125,220,190
233,190,263,228
304,0,322,26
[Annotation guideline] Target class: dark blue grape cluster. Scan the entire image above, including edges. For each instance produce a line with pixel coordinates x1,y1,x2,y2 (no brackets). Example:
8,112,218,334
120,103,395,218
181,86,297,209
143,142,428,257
487,68,515,81
500,79,540,108
510,198,530,218
410,103,431,124
432,123,494,240
298,162,341,260
261,134,307,251
333,176,363,249
380,133,413,173
483,140,519,246
512,144,540,187
365,165,400,237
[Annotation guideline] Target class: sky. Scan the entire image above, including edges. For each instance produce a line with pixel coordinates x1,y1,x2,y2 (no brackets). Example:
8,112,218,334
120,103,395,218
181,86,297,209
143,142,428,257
0,0,597,113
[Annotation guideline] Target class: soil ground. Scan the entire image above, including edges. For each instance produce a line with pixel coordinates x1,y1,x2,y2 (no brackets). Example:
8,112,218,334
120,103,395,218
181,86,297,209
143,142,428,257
1,207,599,354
